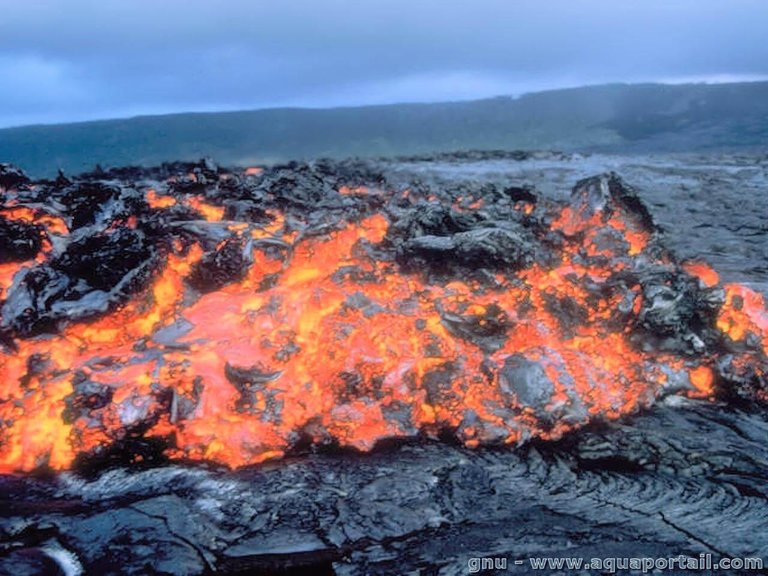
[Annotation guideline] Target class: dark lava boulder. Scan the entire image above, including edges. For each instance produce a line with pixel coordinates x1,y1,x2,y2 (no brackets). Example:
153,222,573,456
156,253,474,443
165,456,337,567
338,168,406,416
632,270,725,355
0,216,43,263
58,181,121,229
568,172,657,233
187,237,251,292
51,228,153,292
2,229,155,336
0,163,30,190
399,226,533,271
388,203,481,240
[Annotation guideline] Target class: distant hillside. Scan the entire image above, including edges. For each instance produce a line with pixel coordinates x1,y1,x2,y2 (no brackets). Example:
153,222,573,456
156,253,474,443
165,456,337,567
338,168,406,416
1,82,767,177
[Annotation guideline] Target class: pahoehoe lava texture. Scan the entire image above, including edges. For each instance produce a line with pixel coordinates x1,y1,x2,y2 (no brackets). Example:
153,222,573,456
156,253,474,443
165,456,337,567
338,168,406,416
0,154,767,574
1,400,768,575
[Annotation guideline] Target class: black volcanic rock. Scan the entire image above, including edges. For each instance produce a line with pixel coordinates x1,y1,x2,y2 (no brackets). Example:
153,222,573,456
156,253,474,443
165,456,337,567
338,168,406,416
0,163,30,190
2,229,155,336
0,216,43,263
58,181,121,229
398,226,533,272
568,172,657,232
51,229,154,291
188,237,251,292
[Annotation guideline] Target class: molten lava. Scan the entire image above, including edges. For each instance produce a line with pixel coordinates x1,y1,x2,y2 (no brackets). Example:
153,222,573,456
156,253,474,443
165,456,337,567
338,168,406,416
0,162,766,472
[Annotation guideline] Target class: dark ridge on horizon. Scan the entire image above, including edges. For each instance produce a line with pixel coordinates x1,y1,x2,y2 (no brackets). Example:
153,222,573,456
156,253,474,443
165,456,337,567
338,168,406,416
6,80,748,131
1,81,767,177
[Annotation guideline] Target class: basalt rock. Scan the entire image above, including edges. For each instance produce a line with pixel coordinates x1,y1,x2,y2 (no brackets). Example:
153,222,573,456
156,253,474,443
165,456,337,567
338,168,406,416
1,229,156,336
0,163,30,190
0,216,43,263
187,237,251,292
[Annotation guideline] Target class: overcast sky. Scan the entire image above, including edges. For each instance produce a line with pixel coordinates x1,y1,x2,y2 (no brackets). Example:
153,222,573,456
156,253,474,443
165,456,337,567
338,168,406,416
0,0,767,128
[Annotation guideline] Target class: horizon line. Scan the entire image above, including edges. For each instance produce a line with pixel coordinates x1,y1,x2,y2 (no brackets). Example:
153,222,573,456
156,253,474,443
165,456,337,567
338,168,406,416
2,76,768,132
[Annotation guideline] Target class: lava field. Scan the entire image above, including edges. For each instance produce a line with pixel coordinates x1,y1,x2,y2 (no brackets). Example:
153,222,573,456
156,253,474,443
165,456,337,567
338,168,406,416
0,154,767,574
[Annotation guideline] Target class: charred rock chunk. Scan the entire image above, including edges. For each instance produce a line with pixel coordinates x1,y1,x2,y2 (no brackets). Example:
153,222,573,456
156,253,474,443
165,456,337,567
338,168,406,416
198,157,220,180
601,275,642,328
633,272,724,354
423,362,458,406
569,172,656,232
225,362,283,417
260,163,338,208
171,176,206,194
63,373,115,424
54,169,73,188
2,229,154,336
52,228,153,292
1,266,72,335
389,204,479,240
59,182,120,229
639,281,699,336
170,377,205,423
716,356,768,406
499,354,555,413
604,173,657,231
503,185,537,204
160,158,219,196
588,226,635,256
438,302,510,352
188,238,250,292
151,319,194,347
222,199,270,223
72,436,171,477
0,216,43,263
542,292,590,336
381,400,416,434
335,371,365,403
168,158,221,193
0,163,30,190
398,226,533,271
225,363,282,389
17,353,53,389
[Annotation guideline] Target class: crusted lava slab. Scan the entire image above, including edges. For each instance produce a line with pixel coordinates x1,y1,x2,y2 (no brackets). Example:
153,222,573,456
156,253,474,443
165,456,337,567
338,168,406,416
0,159,766,473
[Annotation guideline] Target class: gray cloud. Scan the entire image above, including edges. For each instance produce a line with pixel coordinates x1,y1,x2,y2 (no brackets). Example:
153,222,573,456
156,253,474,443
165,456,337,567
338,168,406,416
1,0,767,127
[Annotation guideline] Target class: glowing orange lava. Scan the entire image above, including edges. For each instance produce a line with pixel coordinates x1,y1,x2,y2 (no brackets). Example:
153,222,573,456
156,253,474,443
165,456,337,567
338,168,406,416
0,169,766,473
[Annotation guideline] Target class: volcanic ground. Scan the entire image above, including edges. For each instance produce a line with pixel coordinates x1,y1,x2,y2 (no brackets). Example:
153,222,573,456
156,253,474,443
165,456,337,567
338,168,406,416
0,151,767,575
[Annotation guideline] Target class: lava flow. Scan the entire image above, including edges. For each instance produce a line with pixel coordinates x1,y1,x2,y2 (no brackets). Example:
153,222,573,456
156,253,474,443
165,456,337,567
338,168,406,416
0,161,766,473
